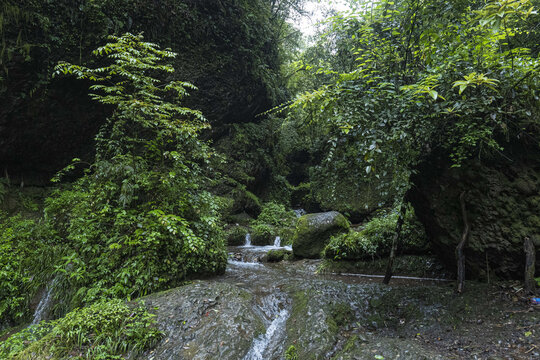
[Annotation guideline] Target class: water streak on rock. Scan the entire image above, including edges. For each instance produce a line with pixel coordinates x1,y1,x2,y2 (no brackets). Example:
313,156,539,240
32,278,58,324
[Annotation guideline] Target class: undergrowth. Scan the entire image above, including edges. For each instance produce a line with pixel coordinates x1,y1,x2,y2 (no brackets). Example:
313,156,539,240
323,206,428,260
1,299,162,359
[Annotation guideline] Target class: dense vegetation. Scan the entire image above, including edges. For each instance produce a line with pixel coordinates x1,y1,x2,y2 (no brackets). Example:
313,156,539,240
0,0,539,357
283,0,539,209
0,299,161,359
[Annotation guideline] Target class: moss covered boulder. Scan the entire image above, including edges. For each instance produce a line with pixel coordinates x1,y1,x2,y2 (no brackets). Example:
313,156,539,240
226,226,249,246
408,147,540,279
264,249,292,262
292,211,349,258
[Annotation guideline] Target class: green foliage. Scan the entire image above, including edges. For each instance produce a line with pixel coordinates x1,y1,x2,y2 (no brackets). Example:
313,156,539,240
251,224,274,246
225,226,249,246
248,202,296,245
282,0,540,203
251,202,296,227
213,118,285,215
46,33,226,307
1,0,295,189
0,322,55,359
13,299,162,359
323,207,428,260
285,344,299,360
227,186,262,217
324,231,379,260
0,213,60,325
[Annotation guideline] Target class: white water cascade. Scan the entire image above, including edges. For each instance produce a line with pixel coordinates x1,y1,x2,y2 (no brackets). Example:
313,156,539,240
244,233,252,246
243,293,290,360
273,236,281,247
32,278,58,325
293,209,306,217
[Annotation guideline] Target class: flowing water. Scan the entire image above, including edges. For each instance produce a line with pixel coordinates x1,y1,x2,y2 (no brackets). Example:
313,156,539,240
140,236,540,359
32,277,58,325
244,233,252,246
223,241,454,360
293,209,306,217
226,243,294,360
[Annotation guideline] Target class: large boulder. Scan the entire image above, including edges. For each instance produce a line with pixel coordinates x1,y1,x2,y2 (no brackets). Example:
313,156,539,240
293,211,349,258
408,147,540,279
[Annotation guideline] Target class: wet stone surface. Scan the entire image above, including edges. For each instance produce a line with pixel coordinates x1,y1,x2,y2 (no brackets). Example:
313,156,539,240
139,244,540,360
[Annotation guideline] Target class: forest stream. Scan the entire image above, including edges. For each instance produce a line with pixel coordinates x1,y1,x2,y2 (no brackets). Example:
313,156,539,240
2,1,540,359
136,237,540,360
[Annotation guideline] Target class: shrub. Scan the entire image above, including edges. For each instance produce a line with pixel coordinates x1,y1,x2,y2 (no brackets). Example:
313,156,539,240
226,226,249,246
11,299,162,359
0,213,61,326
323,231,379,260
0,322,55,359
252,202,295,228
45,34,227,307
323,206,428,260
251,224,273,245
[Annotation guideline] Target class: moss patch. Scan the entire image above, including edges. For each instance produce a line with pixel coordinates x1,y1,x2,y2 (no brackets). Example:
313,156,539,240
265,249,293,262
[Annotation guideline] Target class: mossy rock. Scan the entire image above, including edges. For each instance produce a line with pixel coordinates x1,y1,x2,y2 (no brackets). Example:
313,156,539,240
292,211,349,258
264,249,292,262
251,224,274,246
226,226,249,246
409,151,540,279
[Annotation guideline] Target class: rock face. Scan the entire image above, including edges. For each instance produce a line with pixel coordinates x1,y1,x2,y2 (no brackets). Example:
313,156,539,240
138,260,539,360
139,282,264,360
293,211,349,258
408,148,540,279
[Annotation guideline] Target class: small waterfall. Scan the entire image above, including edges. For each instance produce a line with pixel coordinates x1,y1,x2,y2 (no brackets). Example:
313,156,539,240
273,236,281,247
244,233,252,246
293,209,306,218
244,293,290,360
32,278,57,324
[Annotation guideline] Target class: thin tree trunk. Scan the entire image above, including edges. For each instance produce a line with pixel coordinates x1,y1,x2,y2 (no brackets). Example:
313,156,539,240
383,203,407,284
524,237,536,294
456,191,469,294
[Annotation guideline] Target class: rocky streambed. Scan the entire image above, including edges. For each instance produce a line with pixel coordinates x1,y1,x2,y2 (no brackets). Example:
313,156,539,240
139,243,540,360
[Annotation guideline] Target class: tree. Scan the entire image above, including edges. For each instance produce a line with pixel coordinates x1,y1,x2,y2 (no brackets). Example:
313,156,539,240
47,33,227,305
283,0,539,283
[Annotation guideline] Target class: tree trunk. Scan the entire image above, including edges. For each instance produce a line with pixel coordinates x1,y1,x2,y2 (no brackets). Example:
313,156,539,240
456,191,469,294
524,237,536,294
383,203,407,284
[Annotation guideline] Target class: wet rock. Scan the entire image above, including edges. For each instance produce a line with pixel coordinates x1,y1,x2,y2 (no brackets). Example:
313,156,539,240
331,335,445,360
293,211,349,258
139,281,264,360
231,252,244,262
